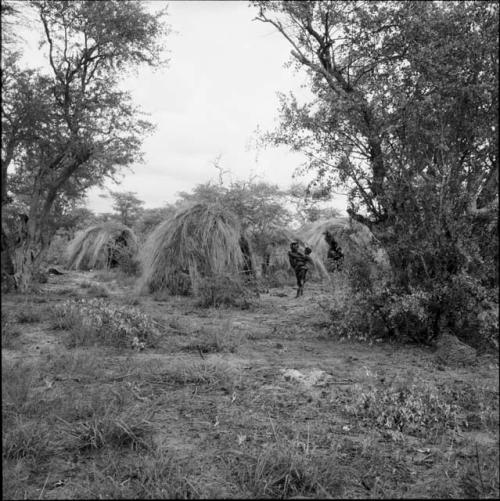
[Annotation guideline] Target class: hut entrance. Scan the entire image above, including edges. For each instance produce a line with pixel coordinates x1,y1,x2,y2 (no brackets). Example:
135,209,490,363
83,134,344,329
239,236,254,277
107,231,128,268
324,231,344,272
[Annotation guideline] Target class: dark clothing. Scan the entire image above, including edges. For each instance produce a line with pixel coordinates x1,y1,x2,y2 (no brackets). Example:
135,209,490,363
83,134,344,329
288,249,312,297
288,250,307,271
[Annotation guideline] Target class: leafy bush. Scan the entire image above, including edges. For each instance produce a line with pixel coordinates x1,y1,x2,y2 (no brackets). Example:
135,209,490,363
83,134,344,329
345,380,460,437
51,298,160,348
327,265,387,341
328,258,499,349
194,274,258,309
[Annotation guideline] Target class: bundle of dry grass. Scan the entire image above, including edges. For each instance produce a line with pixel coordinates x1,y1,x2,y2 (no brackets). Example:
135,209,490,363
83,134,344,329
66,223,138,272
137,203,255,295
300,217,390,272
258,225,329,282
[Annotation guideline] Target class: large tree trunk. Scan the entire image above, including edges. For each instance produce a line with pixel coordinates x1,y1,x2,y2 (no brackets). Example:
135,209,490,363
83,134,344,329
1,225,16,291
4,207,48,292
12,241,36,292
11,238,49,292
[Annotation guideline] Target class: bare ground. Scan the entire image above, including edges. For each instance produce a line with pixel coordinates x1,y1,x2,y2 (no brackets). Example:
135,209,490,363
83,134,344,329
2,270,499,499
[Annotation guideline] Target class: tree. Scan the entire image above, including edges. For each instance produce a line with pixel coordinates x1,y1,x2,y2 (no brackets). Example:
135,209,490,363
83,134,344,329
255,1,498,343
1,0,168,290
107,191,145,228
287,182,342,225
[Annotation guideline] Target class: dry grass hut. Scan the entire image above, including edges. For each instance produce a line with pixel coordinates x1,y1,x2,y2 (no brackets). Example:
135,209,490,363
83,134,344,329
137,203,255,295
257,226,329,282
300,217,390,273
66,223,138,271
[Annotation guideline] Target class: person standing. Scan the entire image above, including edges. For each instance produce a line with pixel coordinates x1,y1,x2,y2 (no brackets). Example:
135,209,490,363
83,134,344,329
288,242,313,298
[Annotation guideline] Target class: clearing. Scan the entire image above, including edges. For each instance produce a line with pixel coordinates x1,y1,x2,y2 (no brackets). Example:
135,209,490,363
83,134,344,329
2,270,499,499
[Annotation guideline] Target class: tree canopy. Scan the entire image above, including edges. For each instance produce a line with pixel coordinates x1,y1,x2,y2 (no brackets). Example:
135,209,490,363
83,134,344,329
1,0,169,289
254,0,498,344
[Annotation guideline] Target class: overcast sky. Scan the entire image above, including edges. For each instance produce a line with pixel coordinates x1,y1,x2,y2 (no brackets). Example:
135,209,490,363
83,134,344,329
15,0,348,214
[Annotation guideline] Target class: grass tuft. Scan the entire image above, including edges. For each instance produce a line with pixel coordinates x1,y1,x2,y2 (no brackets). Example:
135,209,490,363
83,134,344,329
1,313,21,348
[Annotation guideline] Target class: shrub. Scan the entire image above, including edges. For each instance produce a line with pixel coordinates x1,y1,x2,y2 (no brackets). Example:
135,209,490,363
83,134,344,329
194,274,257,309
51,298,160,348
344,380,460,437
328,265,499,349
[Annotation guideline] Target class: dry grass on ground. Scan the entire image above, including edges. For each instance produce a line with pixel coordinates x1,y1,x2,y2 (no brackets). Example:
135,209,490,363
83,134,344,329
2,270,499,499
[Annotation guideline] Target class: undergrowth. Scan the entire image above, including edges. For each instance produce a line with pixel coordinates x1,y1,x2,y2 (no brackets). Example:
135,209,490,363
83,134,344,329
51,298,160,348
194,274,258,309
344,379,461,437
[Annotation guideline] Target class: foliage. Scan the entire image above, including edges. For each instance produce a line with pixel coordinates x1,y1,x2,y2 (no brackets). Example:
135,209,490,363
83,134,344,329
1,0,168,290
106,191,145,228
288,182,342,225
345,380,460,437
51,298,160,348
329,259,499,349
255,1,499,344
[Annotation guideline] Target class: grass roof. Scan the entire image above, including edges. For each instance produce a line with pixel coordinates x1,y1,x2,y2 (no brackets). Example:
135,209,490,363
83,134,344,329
137,203,254,295
66,223,138,271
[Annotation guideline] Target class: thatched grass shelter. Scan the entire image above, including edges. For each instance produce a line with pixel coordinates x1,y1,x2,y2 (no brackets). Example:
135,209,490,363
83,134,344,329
66,223,138,271
300,217,390,273
137,203,255,295
258,226,329,281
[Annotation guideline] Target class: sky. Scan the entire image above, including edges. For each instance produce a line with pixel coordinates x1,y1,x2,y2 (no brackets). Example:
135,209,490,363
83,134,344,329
13,0,348,214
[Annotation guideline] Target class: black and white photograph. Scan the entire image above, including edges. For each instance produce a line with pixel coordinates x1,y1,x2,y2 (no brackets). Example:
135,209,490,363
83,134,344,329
1,0,498,498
